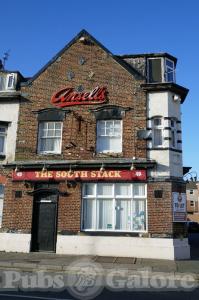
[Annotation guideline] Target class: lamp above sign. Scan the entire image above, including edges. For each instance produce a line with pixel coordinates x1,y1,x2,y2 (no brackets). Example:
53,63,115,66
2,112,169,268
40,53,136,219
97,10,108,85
51,86,107,107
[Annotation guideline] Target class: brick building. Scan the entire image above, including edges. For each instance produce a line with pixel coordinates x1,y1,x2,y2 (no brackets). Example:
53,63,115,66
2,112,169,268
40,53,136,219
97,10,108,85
186,182,199,222
0,30,190,259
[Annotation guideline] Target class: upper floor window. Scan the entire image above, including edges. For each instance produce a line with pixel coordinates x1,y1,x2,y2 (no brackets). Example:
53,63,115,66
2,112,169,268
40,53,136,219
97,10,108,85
147,57,175,83
171,119,177,148
152,117,163,147
0,73,16,91
96,120,122,153
165,59,175,82
38,122,62,154
0,125,7,155
190,189,194,195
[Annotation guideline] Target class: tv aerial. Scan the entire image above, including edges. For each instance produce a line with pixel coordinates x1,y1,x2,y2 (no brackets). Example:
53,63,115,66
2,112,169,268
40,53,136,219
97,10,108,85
1,50,10,69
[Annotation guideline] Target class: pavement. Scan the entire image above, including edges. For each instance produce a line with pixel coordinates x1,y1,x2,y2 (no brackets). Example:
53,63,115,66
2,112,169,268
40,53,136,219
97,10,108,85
0,251,198,277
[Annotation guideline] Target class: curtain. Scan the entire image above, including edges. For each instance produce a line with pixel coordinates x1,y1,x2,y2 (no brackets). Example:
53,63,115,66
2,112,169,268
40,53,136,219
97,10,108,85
0,136,4,153
97,199,112,230
115,199,131,230
132,200,146,231
83,199,95,229
97,183,113,196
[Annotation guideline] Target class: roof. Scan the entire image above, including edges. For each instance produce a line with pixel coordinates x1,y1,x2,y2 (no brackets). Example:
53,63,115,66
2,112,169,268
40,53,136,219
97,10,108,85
21,29,145,87
0,70,25,80
117,53,177,65
141,83,189,103
5,158,156,169
186,182,198,190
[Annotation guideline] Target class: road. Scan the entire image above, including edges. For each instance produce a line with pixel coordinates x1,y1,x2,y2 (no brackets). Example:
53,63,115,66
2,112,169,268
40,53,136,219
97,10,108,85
0,233,198,300
0,288,199,300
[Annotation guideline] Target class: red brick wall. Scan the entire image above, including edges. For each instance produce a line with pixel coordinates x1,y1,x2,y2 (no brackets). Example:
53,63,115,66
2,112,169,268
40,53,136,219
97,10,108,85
147,182,173,236
16,38,146,161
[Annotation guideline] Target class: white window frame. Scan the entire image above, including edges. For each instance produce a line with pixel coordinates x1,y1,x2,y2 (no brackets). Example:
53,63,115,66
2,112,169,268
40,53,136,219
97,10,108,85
190,189,194,195
0,125,7,155
6,73,16,90
81,183,147,233
165,59,175,83
96,120,123,153
38,121,63,154
147,57,175,83
152,117,164,148
190,200,195,207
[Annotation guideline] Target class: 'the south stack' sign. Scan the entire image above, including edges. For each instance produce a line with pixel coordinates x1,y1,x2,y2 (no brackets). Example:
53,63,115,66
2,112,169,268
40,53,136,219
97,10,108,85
51,86,107,107
12,170,146,181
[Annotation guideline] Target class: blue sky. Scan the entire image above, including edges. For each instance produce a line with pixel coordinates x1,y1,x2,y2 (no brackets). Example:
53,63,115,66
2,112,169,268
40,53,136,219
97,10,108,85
1,0,198,177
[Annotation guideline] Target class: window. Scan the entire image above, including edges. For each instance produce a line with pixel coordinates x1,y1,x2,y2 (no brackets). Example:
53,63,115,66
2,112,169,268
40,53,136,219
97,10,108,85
147,57,175,83
152,117,163,147
190,200,195,207
0,185,4,227
148,58,163,83
0,73,15,91
82,183,147,232
0,126,7,155
96,120,122,153
171,119,176,148
190,190,194,195
165,59,175,82
38,122,62,154
7,73,15,89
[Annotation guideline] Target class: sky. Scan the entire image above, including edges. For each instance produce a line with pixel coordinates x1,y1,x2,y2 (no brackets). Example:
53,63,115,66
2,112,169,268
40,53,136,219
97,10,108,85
0,0,198,178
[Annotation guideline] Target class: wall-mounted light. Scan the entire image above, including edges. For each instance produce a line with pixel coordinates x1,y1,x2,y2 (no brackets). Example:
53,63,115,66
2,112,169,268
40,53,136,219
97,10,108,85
100,163,105,173
42,164,47,172
68,165,74,176
15,166,19,173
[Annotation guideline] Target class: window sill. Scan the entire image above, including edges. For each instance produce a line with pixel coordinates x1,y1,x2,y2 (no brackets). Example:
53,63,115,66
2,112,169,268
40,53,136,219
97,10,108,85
82,229,147,233
95,152,123,158
79,231,147,237
37,152,62,156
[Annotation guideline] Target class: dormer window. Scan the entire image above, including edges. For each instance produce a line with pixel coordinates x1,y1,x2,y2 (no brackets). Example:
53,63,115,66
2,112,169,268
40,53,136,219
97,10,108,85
165,59,175,82
0,73,16,91
7,73,15,89
147,57,175,83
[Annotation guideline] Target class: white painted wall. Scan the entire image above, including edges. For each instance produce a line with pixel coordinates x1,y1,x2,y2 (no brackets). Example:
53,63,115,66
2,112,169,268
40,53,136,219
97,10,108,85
147,91,183,178
0,233,31,252
0,233,190,260
0,101,19,163
56,235,190,260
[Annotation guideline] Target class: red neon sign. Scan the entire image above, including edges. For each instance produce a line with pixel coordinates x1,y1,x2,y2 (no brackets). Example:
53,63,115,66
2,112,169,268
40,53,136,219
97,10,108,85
51,86,107,107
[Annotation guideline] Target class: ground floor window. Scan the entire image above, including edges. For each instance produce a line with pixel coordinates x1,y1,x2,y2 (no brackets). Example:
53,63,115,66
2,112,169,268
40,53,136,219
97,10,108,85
0,184,4,228
82,183,147,232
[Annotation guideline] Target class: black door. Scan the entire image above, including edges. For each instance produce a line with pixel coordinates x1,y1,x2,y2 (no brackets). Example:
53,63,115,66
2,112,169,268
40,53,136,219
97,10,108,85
31,193,58,252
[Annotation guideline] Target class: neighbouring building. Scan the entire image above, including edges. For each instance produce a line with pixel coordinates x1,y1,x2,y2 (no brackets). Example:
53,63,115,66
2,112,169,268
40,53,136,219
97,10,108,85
186,181,199,222
0,69,25,227
0,30,190,259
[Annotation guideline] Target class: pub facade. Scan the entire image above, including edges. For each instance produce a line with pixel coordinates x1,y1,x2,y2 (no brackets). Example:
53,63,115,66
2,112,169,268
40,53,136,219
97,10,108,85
0,30,189,259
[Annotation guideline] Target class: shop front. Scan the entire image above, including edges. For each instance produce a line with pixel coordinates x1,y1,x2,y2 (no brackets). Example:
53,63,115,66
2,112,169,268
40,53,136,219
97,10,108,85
12,167,147,253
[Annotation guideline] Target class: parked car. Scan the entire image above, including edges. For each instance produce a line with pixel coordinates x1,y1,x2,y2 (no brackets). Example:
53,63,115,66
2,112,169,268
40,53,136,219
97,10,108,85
186,221,199,233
